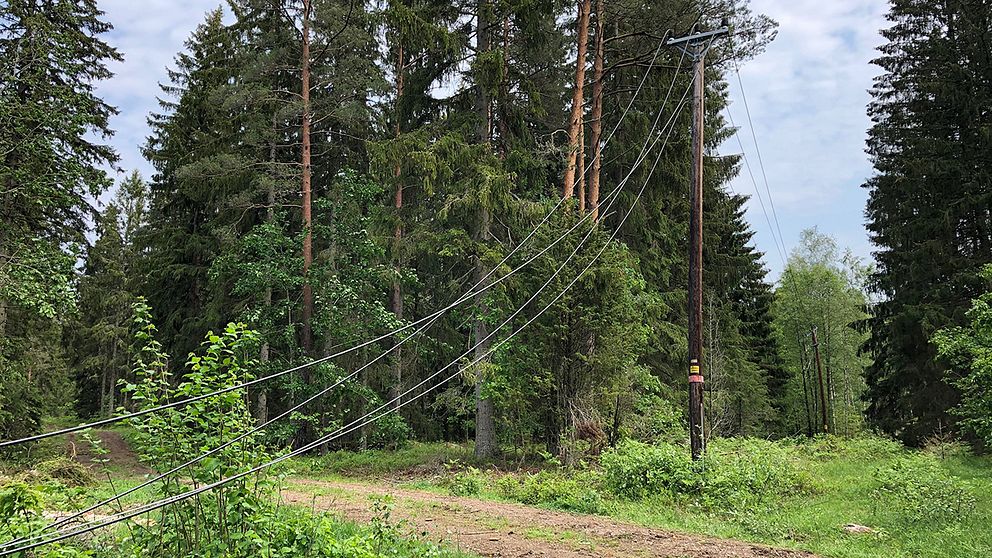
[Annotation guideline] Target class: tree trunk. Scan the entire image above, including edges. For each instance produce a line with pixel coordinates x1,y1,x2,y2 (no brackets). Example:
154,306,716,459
588,0,606,220
578,121,586,211
797,331,814,437
473,0,497,460
257,113,278,426
300,0,314,357
389,43,405,410
562,0,591,199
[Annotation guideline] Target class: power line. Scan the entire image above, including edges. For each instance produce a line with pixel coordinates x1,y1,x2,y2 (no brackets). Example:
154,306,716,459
0,34,675,452
731,64,790,263
2,80,694,558
26,141,648,539
724,106,788,266
5,35,688,549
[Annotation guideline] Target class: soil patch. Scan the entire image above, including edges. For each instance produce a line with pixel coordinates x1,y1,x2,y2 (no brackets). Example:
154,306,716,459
283,478,816,558
67,430,150,475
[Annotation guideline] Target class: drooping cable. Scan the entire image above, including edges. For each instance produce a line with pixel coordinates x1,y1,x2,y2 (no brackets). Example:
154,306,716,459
0,33,675,452
2,54,696,556
3,40,687,552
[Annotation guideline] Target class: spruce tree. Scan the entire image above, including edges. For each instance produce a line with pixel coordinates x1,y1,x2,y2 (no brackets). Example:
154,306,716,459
863,0,992,444
0,0,120,329
0,0,120,437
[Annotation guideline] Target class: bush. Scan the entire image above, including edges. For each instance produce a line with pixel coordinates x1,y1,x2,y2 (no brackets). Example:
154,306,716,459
495,470,603,513
601,438,811,508
601,440,695,499
446,465,484,496
0,482,90,557
871,456,976,524
367,412,413,450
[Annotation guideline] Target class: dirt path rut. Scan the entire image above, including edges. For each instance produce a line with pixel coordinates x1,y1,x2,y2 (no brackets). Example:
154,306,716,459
282,479,815,558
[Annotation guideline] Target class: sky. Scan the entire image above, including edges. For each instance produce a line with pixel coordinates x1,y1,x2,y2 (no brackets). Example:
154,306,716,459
94,0,889,280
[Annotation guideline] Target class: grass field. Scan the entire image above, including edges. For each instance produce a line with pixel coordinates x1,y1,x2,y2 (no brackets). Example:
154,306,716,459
303,437,992,558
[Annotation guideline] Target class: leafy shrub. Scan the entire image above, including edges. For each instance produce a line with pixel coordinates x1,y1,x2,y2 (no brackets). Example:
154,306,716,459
871,456,976,524
0,482,89,557
601,440,694,499
367,412,413,450
628,394,686,445
702,438,814,507
601,438,810,508
495,470,603,513
446,464,484,496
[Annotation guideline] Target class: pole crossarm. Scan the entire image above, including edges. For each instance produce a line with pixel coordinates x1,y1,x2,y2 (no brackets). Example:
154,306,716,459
667,26,728,59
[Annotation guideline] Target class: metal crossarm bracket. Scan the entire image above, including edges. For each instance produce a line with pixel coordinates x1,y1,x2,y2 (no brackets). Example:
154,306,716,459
667,26,729,58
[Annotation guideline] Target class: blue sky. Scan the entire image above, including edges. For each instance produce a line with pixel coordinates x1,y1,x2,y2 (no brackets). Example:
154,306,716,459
94,0,888,280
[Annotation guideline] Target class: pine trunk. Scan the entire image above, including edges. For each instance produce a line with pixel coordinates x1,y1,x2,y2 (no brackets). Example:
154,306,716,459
588,0,606,220
562,0,591,199
300,0,314,357
578,121,586,211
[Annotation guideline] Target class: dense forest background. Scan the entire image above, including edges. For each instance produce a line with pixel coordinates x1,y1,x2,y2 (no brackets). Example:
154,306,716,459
2,0,991,461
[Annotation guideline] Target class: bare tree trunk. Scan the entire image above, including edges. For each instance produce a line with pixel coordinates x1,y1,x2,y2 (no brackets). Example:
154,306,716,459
562,0,591,199
389,42,405,410
473,0,497,460
578,122,586,211
300,0,314,357
588,0,606,220
257,113,278,426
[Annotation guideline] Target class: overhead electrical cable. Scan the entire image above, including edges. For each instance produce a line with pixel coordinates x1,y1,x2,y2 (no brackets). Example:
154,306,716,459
0,33,675,452
4,56,696,556
4,35,688,548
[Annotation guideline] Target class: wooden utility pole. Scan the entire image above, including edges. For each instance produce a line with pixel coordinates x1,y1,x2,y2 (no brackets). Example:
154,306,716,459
811,326,829,433
667,25,728,460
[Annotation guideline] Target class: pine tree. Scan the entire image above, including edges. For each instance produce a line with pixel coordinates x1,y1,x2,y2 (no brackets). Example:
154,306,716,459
862,0,992,444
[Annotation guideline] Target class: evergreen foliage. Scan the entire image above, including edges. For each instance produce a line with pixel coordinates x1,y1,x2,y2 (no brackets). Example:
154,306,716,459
0,0,121,439
862,0,992,444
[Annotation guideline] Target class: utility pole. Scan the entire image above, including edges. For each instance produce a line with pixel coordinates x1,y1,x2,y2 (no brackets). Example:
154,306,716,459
811,326,829,434
667,24,728,460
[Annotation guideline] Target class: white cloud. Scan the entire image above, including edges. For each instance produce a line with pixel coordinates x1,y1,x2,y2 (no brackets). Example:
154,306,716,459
95,0,221,193
724,0,887,277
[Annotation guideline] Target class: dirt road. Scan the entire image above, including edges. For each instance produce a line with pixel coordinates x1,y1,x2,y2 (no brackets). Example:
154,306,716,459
282,479,815,558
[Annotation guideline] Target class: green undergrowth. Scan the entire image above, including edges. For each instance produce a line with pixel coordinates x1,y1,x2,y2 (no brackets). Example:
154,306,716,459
304,435,992,558
303,441,478,477
0,478,477,558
